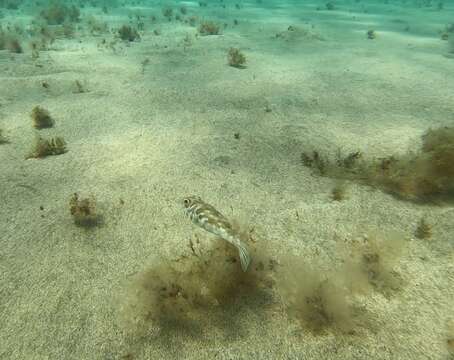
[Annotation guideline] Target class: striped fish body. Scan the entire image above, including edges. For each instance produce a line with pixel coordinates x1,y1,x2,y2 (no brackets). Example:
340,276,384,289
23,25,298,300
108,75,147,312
183,196,251,272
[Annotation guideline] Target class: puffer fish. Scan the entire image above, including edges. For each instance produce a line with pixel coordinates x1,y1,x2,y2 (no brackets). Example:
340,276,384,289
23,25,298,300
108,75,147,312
183,195,251,272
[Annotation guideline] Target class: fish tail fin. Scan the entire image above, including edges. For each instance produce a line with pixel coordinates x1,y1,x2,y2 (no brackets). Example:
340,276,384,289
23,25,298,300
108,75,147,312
236,241,251,272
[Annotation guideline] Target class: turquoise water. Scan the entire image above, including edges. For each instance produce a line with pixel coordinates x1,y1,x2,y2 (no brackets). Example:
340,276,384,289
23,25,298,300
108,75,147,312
1,1,454,359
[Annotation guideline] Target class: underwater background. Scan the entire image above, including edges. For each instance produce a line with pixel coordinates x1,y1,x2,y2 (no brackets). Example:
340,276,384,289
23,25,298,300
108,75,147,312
1,0,454,359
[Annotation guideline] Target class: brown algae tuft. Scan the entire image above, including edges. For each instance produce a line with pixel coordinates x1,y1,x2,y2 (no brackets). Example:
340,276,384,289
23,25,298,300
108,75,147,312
227,47,246,68
198,21,220,35
277,258,358,334
118,235,276,336
300,126,454,202
331,181,348,201
26,136,66,158
118,25,140,42
343,231,406,296
415,217,432,240
31,106,54,129
69,193,102,227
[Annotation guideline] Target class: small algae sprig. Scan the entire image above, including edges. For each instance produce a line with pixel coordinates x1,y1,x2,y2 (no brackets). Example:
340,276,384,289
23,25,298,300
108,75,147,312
415,217,432,240
301,150,329,175
331,181,348,201
198,21,220,35
227,47,246,68
26,136,66,159
367,29,376,39
325,2,335,10
69,193,101,227
31,106,54,129
118,25,140,42
72,79,87,93
162,6,173,20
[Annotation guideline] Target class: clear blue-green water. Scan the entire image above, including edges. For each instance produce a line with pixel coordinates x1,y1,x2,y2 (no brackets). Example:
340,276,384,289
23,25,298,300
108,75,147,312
0,1,453,359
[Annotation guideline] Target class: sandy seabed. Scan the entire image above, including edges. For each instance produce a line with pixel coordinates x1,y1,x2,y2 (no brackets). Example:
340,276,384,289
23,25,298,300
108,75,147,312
1,0,454,359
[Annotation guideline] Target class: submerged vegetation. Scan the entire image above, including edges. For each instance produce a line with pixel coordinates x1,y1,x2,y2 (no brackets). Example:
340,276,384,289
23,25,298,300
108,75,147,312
345,231,406,295
31,106,54,129
0,26,22,53
301,126,454,202
331,181,348,201
278,258,357,334
26,135,66,159
198,21,220,35
86,16,109,36
367,29,377,39
118,25,140,42
119,225,407,337
119,234,276,335
0,1,451,357
69,193,101,227
72,79,87,93
39,1,80,25
227,47,246,68
278,230,405,333
415,217,432,240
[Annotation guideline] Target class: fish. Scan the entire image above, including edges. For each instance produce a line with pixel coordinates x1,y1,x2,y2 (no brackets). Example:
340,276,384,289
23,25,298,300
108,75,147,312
182,195,251,272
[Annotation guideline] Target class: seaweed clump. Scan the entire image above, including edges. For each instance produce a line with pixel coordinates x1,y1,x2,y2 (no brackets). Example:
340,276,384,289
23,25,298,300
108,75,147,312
198,21,220,35
343,231,406,296
0,28,22,53
72,79,87,93
86,16,109,35
31,106,54,129
301,149,361,176
26,136,66,158
371,126,454,200
40,1,80,25
301,126,454,201
331,182,348,201
415,217,432,240
6,38,22,53
0,0,21,10
276,230,405,334
277,258,358,334
367,29,376,39
325,2,335,10
227,47,246,68
162,7,173,20
118,25,140,42
69,193,101,227
119,232,276,336
301,150,328,175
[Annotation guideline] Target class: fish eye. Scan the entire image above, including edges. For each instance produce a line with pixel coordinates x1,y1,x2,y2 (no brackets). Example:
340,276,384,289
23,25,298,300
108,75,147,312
183,198,190,207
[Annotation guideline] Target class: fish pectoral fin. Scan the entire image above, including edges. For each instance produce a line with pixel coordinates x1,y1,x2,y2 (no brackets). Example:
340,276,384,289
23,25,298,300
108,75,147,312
236,242,251,272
